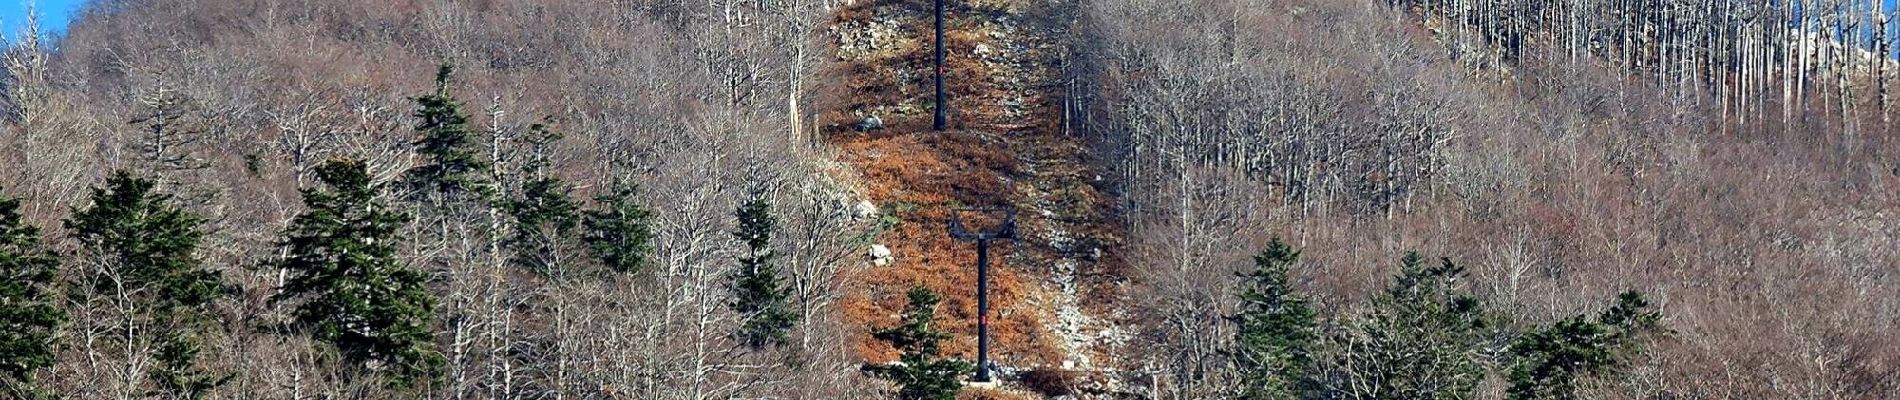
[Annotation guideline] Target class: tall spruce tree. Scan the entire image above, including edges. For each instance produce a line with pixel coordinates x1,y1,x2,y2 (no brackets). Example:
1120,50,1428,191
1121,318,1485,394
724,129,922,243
1326,252,1490,400
729,189,797,349
1507,291,1662,400
1233,238,1317,400
0,191,64,399
403,65,492,202
581,181,655,276
272,159,444,388
863,286,973,400
506,124,580,278
66,172,230,399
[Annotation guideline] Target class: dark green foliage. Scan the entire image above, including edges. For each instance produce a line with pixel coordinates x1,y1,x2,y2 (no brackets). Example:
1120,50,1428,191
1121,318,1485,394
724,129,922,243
1596,292,1662,337
863,286,973,400
1233,238,1317,400
508,177,578,275
149,331,230,400
506,124,580,277
1507,291,1662,400
242,153,263,177
0,192,64,397
68,173,225,312
66,172,231,397
272,159,444,388
511,175,578,230
729,190,798,349
1325,252,1490,400
403,64,493,202
581,182,655,275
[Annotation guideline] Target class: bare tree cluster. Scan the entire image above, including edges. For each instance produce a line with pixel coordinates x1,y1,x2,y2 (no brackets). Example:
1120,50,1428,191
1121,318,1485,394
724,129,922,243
1074,0,1464,220
1079,0,1899,398
1390,0,1899,132
0,0,878,399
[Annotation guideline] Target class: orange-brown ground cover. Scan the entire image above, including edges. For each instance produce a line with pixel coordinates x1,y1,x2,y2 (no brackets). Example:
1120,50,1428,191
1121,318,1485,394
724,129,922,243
825,0,1126,375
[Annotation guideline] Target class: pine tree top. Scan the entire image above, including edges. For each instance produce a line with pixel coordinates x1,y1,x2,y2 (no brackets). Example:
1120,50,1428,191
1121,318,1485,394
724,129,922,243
733,191,775,252
582,182,656,275
0,192,54,261
1507,291,1664,400
0,191,65,386
730,187,796,349
875,286,954,356
66,171,223,312
864,286,972,400
274,159,442,389
1234,238,1318,400
404,64,493,202
510,177,579,232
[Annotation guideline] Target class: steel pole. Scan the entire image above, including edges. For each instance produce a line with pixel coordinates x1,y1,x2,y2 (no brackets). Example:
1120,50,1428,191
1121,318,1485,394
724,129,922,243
932,0,947,131
974,238,991,382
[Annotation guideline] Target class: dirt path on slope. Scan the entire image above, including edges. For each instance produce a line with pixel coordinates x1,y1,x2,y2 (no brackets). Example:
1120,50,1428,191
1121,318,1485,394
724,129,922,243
824,0,1134,396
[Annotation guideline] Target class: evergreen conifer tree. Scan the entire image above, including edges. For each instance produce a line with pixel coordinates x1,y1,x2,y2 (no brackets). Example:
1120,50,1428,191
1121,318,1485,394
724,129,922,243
1326,252,1490,400
863,286,973,400
1507,291,1662,400
1233,238,1317,400
582,181,655,276
66,172,230,398
272,159,444,388
729,190,797,349
0,191,64,399
506,124,580,277
150,333,226,399
403,65,492,202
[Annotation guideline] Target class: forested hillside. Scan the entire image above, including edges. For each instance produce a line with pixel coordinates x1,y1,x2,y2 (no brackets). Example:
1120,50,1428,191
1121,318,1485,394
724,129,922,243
0,0,1894,399
1084,0,1899,398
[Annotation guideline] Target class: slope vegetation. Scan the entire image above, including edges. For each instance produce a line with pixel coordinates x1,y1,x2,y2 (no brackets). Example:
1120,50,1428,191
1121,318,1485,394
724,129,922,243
825,0,1134,393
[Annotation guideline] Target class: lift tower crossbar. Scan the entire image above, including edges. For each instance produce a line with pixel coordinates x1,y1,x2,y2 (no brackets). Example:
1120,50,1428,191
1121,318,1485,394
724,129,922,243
948,207,1015,382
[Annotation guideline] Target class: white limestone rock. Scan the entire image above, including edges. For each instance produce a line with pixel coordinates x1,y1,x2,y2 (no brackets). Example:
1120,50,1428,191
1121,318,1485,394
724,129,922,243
869,244,894,266
853,200,879,220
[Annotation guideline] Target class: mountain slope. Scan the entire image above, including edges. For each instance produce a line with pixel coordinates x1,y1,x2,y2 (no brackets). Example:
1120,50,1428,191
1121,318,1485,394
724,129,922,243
0,0,1895,399
826,0,1134,392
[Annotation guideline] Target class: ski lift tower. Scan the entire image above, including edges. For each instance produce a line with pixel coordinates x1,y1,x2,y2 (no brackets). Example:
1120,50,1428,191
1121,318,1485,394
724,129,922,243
932,0,948,131
948,207,1015,382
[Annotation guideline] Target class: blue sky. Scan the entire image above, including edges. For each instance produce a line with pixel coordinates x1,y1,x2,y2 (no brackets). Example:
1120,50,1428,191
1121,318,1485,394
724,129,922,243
0,1,1895,48
1,0,86,41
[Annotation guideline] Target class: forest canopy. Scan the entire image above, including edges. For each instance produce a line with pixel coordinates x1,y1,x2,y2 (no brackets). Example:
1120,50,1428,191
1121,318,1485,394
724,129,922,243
0,0,1895,399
